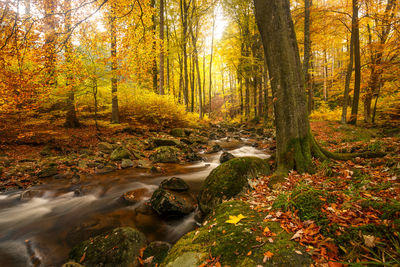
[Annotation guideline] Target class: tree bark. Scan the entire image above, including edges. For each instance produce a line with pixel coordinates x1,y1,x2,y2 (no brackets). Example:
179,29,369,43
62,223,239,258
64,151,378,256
208,14,215,117
180,0,189,108
349,0,361,125
254,0,313,175
159,0,164,95
303,0,312,114
110,1,119,124
341,29,354,124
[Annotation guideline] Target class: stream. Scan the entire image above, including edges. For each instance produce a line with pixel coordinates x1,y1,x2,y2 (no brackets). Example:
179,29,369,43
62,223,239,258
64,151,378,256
0,140,270,267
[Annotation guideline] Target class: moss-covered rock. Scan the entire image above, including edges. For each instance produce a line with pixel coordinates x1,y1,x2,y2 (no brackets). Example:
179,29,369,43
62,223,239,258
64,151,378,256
162,201,311,267
69,227,146,267
160,177,189,192
150,146,180,163
98,142,114,154
170,128,186,138
150,188,196,218
143,241,171,266
153,138,180,147
62,262,84,267
219,152,235,163
110,147,132,161
198,157,270,215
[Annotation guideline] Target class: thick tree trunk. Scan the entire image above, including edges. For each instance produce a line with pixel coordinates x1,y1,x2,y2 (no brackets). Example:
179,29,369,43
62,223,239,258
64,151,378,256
254,0,313,174
110,1,119,124
349,0,361,125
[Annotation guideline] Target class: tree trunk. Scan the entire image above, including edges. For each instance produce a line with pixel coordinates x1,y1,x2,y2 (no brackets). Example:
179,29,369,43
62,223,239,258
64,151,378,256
64,0,80,128
180,0,189,108
349,0,361,125
208,14,215,117
110,1,119,124
159,0,164,95
254,0,313,174
43,0,57,88
303,0,312,114
341,29,354,124
151,0,158,93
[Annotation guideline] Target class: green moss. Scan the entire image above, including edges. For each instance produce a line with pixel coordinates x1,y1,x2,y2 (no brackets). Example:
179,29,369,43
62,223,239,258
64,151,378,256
149,146,180,163
69,227,146,267
162,201,311,267
198,157,270,215
361,200,400,220
272,184,328,228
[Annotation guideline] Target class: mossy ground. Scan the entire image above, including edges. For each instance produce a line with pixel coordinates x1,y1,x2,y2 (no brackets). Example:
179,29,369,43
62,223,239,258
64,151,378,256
241,121,400,265
162,201,311,267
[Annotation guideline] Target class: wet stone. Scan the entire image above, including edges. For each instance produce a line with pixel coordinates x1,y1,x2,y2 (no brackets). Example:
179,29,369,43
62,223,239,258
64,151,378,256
160,177,189,192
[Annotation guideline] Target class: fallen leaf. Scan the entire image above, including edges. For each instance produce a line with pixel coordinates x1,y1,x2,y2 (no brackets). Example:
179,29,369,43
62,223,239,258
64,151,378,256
290,229,304,240
363,235,376,248
80,252,86,263
226,214,246,225
263,251,274,262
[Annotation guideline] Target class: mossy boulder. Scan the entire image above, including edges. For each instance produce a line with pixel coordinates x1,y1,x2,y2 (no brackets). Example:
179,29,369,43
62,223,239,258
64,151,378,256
150,146,180,163
153,138,180,147
143,241,171,266
160,177,189,192
38,165,58,178
170,128,186,138
98,142,115,154
110,147,132,161
69,227,146,267
198,157,270,215
62,262,84,267
161,201,311,267
150,188,196,218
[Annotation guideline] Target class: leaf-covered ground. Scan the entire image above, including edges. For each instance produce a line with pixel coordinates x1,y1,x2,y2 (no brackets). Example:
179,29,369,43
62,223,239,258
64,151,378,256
241,121,400,266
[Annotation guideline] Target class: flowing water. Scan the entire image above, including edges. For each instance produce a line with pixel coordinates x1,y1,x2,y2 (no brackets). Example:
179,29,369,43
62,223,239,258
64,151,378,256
0,141,269,267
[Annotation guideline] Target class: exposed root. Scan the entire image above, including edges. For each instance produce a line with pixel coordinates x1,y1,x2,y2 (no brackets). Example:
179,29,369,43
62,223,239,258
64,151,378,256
311,135,386,160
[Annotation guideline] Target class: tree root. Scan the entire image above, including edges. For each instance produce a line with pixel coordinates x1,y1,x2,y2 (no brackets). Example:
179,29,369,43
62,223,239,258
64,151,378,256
310,135,386,161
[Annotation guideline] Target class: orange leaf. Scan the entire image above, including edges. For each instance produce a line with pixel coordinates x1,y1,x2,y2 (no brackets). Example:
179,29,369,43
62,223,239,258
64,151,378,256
80,252,86,263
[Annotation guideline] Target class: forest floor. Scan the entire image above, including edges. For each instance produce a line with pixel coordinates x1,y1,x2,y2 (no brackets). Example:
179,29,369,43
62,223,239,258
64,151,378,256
241,121,400,266
0,115,399,266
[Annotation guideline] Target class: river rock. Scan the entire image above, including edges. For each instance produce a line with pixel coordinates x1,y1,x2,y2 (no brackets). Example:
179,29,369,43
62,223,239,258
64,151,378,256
219,152,235,163
162,201,311,267
150,188,196,218
150,146,180,163
143,241,171,266
38,165,58,178
122,188,151,204
170,128,186,138
39,145,52,157
198,157,270,215
20,189,44,201
136,160,153,169
206,144,222,154
62,262,84,267
69,227,146,267
160,177,189,192
153,138,180,147
110,147,132,161
121,159,135,169
97,142,114,154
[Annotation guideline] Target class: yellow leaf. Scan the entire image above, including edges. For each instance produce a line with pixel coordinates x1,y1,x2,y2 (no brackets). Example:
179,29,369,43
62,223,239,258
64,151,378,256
225,214,247,225
264,226,271,233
